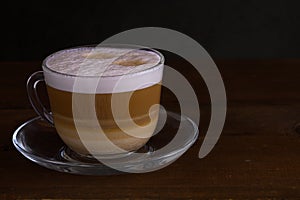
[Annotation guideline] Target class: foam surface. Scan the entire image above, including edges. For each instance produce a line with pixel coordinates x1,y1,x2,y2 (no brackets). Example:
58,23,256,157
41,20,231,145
43,47,164,93
46,47,161,76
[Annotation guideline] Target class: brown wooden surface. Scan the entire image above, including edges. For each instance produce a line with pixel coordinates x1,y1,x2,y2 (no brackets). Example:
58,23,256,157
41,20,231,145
0,60,300,199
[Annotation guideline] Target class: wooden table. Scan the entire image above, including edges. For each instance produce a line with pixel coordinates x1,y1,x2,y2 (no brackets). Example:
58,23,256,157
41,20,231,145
1,59,300,199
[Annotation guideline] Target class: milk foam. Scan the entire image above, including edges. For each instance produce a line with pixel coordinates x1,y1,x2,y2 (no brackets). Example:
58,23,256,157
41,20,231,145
43,47,164,93
46,47,161,76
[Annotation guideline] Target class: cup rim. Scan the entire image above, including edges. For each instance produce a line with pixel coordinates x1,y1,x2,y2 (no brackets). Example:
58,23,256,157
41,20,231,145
42,44,164,78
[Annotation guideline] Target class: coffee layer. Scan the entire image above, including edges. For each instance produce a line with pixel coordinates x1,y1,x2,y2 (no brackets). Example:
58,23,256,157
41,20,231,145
47,84,161,154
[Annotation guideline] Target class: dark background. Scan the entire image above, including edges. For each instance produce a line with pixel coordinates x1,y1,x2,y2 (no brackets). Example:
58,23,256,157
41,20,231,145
2,0,300,60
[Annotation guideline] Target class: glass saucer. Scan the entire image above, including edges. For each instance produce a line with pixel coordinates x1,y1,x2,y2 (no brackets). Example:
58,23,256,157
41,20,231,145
12,111,198,175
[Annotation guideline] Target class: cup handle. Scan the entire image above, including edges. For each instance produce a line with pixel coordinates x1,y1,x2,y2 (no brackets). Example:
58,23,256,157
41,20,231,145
27,71,54,125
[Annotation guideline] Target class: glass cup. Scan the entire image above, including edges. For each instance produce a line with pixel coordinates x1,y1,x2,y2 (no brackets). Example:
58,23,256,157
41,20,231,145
27,44,164,158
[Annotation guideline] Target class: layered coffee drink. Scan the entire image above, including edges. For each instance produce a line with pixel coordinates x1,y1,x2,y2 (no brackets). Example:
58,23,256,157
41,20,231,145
43,46,164,155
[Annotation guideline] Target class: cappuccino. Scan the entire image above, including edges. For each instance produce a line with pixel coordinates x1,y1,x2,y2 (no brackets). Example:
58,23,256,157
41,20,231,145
43,46,164,155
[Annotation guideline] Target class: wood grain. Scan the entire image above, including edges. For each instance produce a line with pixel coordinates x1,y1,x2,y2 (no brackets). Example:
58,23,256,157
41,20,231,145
0,60,299,199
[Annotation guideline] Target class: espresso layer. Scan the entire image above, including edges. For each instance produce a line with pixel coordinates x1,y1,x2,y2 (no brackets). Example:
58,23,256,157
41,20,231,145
47,84,161,154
